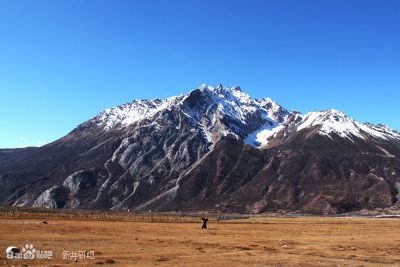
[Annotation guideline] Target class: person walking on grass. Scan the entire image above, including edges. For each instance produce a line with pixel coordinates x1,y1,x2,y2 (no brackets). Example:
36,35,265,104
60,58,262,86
201,217,208,229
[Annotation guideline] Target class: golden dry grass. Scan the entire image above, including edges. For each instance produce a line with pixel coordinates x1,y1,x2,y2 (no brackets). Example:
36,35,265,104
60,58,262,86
1,214,400,266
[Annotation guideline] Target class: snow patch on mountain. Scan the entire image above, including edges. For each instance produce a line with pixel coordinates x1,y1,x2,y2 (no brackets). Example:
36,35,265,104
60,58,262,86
244,122,286,147
244,111,289,147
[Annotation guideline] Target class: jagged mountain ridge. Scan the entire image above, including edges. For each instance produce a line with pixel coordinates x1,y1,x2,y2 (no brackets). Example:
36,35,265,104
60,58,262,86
81,84,291,145
79,84,399,147
0,84,399,214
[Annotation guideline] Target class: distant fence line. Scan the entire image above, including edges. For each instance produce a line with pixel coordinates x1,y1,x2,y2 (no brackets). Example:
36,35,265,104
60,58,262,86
0,206,248,222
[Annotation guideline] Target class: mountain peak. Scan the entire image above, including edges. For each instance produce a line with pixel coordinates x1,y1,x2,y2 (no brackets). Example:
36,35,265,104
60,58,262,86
232,85,242,91
215,83,224,90
79,84,398,146
297,109,400,142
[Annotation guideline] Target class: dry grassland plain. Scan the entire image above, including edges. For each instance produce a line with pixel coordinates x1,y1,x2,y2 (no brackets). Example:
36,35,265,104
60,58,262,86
1,213,400,266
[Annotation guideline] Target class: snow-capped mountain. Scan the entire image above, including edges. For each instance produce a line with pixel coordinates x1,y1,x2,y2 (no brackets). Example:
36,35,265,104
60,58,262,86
83,84,399,147
82,83,291,147
296,109,400,142
1,84,399,214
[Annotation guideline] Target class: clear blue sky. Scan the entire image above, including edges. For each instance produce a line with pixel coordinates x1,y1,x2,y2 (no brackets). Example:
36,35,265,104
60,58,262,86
0,0,399,148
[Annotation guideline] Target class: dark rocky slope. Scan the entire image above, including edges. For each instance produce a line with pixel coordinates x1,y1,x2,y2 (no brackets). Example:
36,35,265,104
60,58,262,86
162,133,400,214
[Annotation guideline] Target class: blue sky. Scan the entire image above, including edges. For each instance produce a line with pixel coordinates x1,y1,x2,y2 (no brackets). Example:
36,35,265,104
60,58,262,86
0,0,399,148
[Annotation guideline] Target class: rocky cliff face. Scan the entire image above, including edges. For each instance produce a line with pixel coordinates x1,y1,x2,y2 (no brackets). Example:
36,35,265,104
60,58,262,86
1,84,399,214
